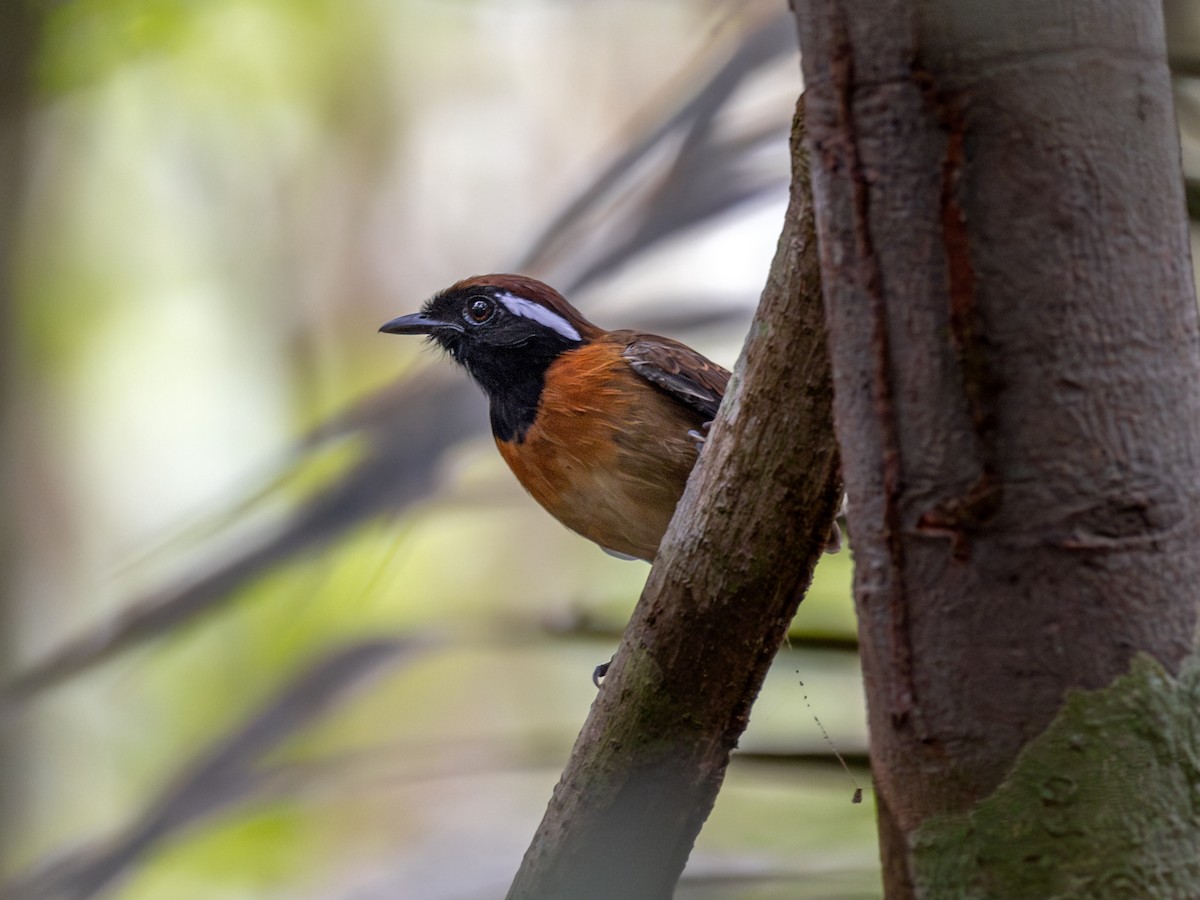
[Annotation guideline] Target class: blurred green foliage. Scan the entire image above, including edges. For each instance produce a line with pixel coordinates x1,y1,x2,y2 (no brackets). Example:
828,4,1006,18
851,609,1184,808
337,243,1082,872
4,1,881,897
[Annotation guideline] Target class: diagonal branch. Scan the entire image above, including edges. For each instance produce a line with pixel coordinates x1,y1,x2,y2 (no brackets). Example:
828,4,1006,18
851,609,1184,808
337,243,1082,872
506,94,841,900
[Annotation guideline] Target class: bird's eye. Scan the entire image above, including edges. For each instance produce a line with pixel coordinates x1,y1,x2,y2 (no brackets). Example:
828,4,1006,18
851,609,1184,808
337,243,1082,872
465,297,495,325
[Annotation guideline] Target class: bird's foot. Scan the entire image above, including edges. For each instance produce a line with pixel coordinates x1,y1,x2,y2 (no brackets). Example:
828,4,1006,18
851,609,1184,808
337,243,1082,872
687,420,713,449
825,493,848,554
825,521,843,554
592,658,612,688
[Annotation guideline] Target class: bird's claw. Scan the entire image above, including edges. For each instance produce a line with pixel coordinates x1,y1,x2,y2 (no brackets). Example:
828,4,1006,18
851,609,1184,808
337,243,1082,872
688,420,714,449
825,493,848,554
592,659,612,688
825,521,843,554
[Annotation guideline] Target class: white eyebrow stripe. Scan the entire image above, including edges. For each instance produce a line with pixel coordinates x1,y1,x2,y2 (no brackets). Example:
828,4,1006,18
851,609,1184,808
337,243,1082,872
496,291,582,342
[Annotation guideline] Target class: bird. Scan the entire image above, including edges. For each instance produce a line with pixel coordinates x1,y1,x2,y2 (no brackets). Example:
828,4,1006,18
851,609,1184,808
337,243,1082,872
379,274,730,562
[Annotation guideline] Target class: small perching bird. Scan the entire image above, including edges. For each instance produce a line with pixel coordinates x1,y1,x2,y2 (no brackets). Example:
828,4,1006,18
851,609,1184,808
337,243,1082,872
380,274,729,562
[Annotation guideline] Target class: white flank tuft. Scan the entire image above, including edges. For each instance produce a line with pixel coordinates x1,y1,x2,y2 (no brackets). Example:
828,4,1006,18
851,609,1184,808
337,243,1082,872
496,291,581,341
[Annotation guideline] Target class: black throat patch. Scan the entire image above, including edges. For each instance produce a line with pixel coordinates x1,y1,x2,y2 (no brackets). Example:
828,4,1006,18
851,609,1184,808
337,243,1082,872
486,373,545,443
465,343,574,444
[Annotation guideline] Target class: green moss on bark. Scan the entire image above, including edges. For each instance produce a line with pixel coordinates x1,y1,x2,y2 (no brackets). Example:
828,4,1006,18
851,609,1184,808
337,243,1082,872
911,653,1200,898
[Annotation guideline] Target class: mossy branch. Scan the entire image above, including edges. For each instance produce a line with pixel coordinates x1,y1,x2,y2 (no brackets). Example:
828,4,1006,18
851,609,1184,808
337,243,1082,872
506,96,842,900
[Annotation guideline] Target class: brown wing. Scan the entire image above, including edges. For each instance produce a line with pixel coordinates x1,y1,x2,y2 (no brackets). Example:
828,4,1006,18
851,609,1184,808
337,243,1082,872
618,331,730,421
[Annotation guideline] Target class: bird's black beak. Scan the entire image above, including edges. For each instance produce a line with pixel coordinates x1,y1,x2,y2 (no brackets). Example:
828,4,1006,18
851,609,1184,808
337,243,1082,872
379,312,445,335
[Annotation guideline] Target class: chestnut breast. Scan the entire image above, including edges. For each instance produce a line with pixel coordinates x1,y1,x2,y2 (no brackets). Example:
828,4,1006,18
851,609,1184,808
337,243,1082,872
495,341,702,561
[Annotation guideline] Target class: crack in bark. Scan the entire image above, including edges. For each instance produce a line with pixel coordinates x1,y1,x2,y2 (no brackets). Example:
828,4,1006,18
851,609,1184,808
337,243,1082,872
914,71,1003,559
827,7,917,729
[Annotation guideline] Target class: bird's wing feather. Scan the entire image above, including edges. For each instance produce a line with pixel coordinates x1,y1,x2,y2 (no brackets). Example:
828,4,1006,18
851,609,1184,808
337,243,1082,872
619,333,730,421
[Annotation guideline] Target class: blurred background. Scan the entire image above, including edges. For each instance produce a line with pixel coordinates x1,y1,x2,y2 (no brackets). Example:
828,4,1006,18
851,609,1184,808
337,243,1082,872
2,2,1198,898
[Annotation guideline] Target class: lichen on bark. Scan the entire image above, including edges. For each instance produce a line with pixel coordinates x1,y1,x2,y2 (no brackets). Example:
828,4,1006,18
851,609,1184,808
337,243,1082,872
911,653,1200,898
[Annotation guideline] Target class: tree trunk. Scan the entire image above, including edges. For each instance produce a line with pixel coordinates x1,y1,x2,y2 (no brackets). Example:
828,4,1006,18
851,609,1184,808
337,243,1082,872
793,0,1200,895
506,100,842,899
